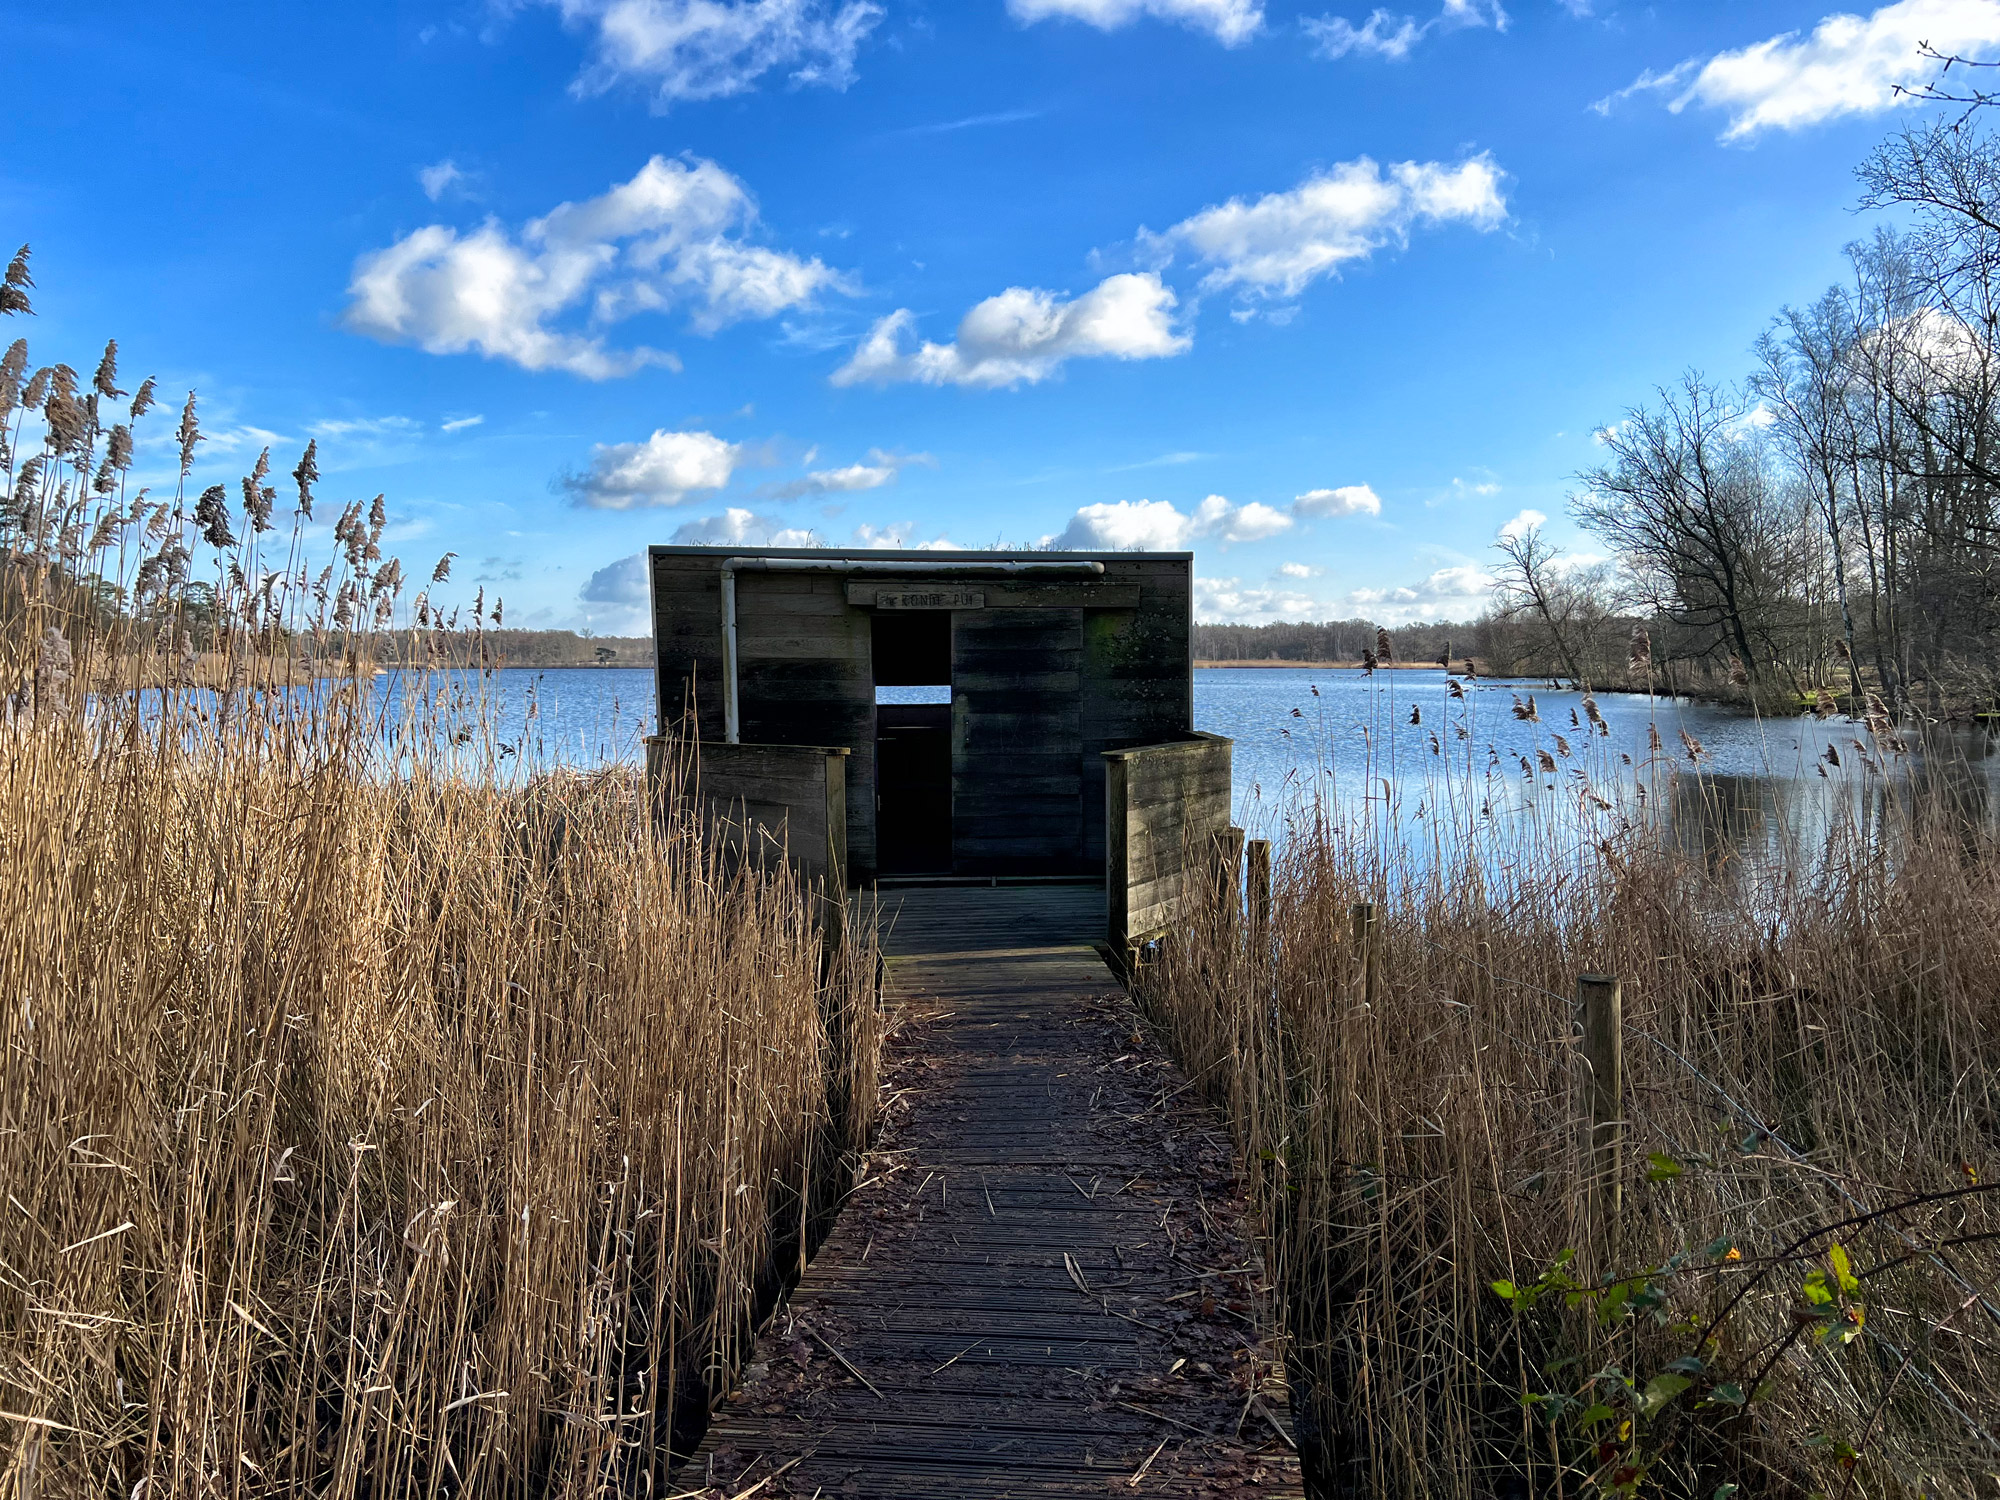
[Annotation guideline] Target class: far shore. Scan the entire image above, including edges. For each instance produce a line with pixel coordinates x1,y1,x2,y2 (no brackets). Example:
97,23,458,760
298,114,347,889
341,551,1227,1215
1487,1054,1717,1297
1196,658,1480,671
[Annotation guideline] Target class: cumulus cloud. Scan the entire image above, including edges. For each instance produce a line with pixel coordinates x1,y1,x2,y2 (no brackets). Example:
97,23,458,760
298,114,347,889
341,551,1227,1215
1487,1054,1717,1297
579,552,653,633
549,0,884,108
1347,563,1495,624
1276,561,1322,578
1294,483,1382,517
1497,507,1546,541
833,273,1188,389
419,159,468,201
1596,0,2000,141
1043,493,1294,549
850,521,961,549
661,510,956,549
1304,0,1506,62
559,428,741,508
670,507,823,546
1007,0,1264,45
344,155,843,378
1141,155,1508,310
1194,575,1322,623
763,448,932,499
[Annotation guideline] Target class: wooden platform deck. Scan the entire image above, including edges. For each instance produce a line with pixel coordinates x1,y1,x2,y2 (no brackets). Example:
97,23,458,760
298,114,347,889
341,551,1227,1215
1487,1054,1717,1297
684,884,1305,1498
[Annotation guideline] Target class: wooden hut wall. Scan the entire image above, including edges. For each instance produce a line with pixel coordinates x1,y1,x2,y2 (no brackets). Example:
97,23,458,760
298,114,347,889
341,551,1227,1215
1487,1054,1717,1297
731,572,877,878
950,607,1086,873
649,554,726,742
1078,556,1194,866
649,547,1194,883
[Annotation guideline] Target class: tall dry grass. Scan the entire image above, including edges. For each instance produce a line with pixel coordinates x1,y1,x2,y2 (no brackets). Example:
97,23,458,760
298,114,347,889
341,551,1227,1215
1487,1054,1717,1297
0,671,880,1499
0,279,880,1496
1140,722,2000,1499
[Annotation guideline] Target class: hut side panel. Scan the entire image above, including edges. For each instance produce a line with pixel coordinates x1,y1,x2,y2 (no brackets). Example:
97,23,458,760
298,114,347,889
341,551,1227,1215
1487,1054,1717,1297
732,572,877,879
1105,732,1233,950
1081,558,1195,866
692,742,847,885
952,607,1086,874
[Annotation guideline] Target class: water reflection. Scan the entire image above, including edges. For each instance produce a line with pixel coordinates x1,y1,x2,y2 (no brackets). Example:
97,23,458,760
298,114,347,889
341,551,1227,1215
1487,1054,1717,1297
1195,666,2000,879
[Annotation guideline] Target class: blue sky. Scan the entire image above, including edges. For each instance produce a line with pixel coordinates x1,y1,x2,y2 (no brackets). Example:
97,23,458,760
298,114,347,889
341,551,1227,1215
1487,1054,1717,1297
8,0,1995,632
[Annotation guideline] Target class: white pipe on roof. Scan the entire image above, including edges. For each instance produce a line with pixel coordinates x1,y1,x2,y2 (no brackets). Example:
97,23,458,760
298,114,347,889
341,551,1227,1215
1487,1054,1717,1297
717,556,1107,743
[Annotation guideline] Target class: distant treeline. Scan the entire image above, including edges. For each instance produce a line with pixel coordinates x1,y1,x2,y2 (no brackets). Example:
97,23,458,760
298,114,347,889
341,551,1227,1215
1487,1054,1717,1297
1192,619,1480,666
385,629,653,668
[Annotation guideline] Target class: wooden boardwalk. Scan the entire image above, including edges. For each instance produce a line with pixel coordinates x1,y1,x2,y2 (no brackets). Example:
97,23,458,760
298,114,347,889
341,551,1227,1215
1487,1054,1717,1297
685,884,1305,1498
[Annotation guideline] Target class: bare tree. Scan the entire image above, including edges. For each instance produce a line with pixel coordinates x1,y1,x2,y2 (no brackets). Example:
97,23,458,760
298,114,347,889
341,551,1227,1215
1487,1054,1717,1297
1750,290,1867,698
1490,516,1605,686
1573,375,1804,686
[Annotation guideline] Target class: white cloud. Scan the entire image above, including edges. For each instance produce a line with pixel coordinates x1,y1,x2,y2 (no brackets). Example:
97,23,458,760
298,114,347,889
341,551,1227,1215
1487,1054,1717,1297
345,155,843,378
670,506,822,546
1048,497,1201,550
1304,0,1506,62
560,428,741,508
307,415,422,440
1194,575,1322,623
550,0,884,108
1043,492,1294,549
1276,561,1322,578
763,447,932,499
1598,0,2000,141
1497,507,1545,541
579,552,653,633
441,414,485,433
419,159,468,201
1199,494,1294,541
1294,483,1382,517
1008,0,1264,45
833,272,1188,389
1142,155,1508,309
1348,563,1495,623
850,521,961,549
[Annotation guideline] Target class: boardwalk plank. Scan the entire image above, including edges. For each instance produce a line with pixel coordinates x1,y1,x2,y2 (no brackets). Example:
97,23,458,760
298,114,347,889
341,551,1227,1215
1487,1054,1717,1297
680,884,1303,1499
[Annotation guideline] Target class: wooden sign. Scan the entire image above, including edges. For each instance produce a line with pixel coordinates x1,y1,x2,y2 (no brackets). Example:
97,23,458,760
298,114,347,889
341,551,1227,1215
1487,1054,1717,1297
873,588,985,610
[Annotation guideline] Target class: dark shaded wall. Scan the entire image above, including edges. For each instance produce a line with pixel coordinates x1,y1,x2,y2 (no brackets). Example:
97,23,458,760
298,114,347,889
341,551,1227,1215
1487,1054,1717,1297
650,548,1193,881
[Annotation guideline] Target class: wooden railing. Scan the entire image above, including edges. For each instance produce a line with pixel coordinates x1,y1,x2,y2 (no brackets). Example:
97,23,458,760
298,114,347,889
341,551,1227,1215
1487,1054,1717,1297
1103,731,1235,966
645,736,849,946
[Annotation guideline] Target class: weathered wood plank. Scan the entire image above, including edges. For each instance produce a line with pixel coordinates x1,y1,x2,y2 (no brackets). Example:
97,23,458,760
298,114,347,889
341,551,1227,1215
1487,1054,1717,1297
681,885,1302,1498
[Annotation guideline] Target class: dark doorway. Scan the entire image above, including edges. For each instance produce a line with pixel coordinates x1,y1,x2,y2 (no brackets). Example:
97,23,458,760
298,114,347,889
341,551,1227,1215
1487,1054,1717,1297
876,704,951,873
873,612,953,875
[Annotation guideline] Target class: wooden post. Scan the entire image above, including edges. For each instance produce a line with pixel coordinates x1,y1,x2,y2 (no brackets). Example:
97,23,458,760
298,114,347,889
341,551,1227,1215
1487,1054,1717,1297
1246,839,1271,955
1350,902,1377,1012
1211,826,1245,916
1576,973,1624,1267
821,749,848,958
1104,754,1131,961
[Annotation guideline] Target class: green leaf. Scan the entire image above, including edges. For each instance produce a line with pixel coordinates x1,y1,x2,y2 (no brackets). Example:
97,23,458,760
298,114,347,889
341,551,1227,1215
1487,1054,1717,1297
1829,1243,1860,1296
1712,1485,1741,1500
1645,1151,1685,1183
1706,1383,1747,1407
1576,1403,1616,1428
1665,1355,1706,1375
1705,1236,1735,1260
1639,1372,1694,1417
1491,1279,1519,1303
1803,1270,1834,1306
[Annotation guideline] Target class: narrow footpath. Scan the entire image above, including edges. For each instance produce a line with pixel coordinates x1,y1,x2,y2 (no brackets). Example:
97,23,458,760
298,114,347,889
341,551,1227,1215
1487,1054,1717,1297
684,883,1305,1498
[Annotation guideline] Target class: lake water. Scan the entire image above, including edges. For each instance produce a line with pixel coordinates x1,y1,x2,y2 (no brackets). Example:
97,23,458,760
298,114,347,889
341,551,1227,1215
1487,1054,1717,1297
421,665,1996,874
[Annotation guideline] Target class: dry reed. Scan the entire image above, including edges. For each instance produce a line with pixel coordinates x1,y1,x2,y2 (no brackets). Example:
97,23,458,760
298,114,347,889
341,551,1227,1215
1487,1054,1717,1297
0,289,879,1496
1139,717,2000,1499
